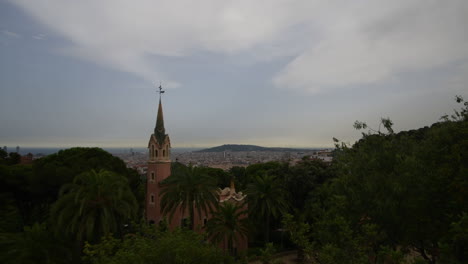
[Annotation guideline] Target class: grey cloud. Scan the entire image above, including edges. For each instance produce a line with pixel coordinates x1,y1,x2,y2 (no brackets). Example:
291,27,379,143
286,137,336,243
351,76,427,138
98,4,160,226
2,30,20,38
9,0,308,83
274,0,468,93
9,0,468,93
32,33,46,40
9,0,313,84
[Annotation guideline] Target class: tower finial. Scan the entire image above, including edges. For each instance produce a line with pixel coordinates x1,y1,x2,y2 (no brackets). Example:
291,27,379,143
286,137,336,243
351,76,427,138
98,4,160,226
157,81,165,100
154,82,166,145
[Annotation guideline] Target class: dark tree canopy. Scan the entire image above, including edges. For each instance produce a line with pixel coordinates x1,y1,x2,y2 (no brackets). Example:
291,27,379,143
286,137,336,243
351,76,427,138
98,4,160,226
83,227,232,264
293,112,468,264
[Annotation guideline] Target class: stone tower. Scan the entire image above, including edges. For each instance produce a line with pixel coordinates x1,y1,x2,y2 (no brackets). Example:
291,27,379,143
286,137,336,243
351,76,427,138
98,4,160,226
146,93,171,225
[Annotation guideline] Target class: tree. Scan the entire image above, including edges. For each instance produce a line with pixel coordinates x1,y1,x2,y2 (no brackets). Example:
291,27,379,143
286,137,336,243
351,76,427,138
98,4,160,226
206,202,248,256
83,227,232,264
308,103,468,263
160,163,219,230
0,147,145,227
282,214,314,263
0,149,7,164
33,147,143,210
0,193,23,233
229,166,247,190
200,166,232,188
6,152,21,165
286,158,331,211
0,222,72,264
245,173,289,243
51,169,137,244
0,164,44,226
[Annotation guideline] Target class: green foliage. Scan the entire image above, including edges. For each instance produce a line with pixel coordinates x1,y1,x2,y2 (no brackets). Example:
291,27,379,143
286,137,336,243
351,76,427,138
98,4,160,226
229,166,247,190
0,149,7,162
438,213,468,263
308,101,468,263
0,164,39,225
241,159,334,246
33,147,142,208
354,117,394,135
441,95,468,122
200,166,232,188
245,161,287,181
286,158,331,211
82,234,121,264
246,173,289,243
258,243,277,264
206,202,248,256
0,222,73,264
51,169,137,243
0,193,23,232
160,163,219,230
0,147,144,263
282,214,314,263
7,152,21,165
0,147,143,228
83,228,233,264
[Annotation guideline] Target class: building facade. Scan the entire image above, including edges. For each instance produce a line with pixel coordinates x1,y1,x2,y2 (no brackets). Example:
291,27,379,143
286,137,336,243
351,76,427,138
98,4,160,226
145,97,176,226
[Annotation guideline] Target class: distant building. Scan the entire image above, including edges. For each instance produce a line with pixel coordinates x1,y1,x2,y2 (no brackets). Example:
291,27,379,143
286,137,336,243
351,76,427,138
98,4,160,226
20,153,33,164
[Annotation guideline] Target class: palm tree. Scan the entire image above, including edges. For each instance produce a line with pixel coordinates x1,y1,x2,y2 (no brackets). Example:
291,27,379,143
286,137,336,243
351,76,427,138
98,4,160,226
206,202,249,256
51,169,137,243
245,173,289,243
160,164,219,230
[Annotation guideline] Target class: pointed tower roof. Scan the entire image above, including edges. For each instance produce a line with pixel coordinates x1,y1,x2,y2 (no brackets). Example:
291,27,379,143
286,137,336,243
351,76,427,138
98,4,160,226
154,86,167,145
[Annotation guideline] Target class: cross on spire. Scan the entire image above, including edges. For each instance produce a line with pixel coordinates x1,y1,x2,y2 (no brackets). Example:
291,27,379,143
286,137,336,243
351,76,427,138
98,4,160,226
154,82,166,145
157,82,165,99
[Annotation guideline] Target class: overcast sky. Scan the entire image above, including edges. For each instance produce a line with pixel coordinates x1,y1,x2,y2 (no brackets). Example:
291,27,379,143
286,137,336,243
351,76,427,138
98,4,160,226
1,0,467,148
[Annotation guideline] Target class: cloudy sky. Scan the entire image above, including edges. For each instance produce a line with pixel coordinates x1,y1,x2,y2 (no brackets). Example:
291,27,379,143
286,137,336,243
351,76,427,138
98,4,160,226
1,0,467,148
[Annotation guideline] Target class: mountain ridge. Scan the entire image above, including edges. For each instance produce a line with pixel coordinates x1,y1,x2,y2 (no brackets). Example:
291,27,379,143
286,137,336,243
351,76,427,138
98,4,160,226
196,144,320,153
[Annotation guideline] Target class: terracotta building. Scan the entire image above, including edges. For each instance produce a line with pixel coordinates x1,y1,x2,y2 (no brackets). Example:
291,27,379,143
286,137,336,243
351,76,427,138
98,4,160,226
145,89,248,252
145,93,173,227
20,153,34,164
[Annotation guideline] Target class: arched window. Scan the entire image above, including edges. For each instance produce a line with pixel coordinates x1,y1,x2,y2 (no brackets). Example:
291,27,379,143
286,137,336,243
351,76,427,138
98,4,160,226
155,149,158,157
163,149,166,157
150,172,155,182
150,194,154,203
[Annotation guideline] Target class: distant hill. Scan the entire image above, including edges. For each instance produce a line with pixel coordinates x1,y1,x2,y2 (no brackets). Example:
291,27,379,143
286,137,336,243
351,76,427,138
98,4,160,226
196,144,318,153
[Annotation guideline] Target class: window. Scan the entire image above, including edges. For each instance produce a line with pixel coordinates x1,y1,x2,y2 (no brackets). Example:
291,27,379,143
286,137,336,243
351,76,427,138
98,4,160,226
150,172,155,182
150,194,154,204
203,217,208,227
155,150,158,157
163,149,166,157
181,218,189,228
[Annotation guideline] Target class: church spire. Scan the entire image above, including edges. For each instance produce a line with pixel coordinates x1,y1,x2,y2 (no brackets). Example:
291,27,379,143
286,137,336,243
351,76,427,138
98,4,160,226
154,84,166,145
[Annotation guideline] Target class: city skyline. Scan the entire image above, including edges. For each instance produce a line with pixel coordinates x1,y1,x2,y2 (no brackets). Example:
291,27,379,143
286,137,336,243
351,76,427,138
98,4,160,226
1,1,467,148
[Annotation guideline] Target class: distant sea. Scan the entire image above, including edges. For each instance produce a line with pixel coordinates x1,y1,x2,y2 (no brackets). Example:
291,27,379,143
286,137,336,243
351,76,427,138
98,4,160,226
8,147,203,156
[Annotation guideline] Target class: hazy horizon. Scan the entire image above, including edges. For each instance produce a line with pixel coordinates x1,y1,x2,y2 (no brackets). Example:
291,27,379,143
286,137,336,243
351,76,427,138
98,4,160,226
1,143,330,151
2,145,331,157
